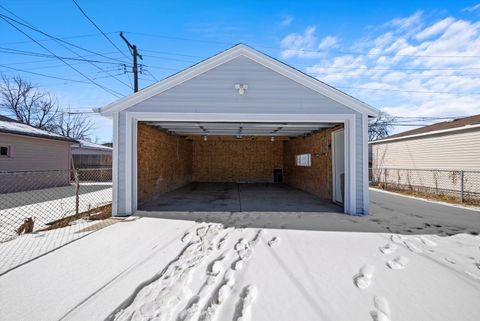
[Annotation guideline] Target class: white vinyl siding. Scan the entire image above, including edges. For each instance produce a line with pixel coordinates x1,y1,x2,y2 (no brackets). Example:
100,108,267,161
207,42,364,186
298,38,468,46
127,56,354,115
372,128,480,170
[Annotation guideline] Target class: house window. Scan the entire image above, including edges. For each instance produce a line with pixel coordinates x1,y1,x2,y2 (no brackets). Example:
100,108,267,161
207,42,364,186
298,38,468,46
0,145,11,157
295,153,311,167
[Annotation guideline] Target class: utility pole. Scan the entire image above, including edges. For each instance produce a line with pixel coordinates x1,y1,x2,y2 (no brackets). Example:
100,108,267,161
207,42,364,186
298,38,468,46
120,32,143,93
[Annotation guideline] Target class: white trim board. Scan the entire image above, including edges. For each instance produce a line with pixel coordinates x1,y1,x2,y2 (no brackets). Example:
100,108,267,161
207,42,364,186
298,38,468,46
98,44,378,117
121,112,359,215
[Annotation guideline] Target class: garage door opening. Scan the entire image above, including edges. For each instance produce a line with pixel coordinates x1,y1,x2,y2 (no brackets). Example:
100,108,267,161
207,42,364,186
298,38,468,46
136,121,345,213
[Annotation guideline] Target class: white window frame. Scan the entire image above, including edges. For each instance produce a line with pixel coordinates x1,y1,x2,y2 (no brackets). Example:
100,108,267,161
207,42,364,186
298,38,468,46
295,153,311,167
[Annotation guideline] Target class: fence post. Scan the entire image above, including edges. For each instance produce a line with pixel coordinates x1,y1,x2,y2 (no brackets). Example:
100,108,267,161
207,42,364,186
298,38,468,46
74,169,80,215
460,170,464,203
384,168,387,190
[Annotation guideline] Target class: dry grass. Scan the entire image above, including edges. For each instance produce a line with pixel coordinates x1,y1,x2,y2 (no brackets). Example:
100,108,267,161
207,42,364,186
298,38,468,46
39,204,112,232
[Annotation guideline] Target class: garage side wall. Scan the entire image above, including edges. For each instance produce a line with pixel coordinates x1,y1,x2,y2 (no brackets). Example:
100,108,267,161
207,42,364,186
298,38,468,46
192,139,283,182
137,123,192,204
283,129,334,200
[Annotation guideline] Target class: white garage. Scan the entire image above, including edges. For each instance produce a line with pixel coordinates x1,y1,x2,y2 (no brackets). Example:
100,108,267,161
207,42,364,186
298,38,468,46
98,44,378,216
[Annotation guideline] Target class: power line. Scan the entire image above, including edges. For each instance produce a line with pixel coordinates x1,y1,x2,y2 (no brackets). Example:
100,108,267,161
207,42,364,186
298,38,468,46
0,9,126,64
0,9,132,90
0,31,117,46
0,13,123,97
123,31,480,59
0,47,125,65
0,64,90,83
337,85,480,95
72,0,129,60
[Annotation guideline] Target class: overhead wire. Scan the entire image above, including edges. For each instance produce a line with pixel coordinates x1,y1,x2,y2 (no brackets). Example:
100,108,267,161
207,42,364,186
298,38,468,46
0,14,123,97
71,0,129,60
0,8,132,90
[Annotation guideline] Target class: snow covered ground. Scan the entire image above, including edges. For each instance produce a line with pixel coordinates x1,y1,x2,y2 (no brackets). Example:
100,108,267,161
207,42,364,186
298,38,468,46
0,218,118,275
0,182,112,242
1,207,479,321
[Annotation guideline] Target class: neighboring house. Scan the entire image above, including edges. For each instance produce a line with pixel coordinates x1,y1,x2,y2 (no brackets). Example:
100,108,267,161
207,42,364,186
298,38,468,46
370,114,480,199
71,139,112,168
0,115,77,193
98,44,378,216
370,114,480,171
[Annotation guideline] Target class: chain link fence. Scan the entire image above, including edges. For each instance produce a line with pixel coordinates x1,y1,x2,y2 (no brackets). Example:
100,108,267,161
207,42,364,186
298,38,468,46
370,168,480,205
0,167,112,243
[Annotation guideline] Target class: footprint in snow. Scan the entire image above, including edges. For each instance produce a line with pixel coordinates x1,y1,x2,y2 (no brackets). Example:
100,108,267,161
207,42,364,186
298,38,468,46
475,263,480,270
234,285,258,321
268,237,280,247
418,236,437,247
445,258,456,264
182,232,192,243
370,296,392,321
403,240,422,253
210,260,224,276
353,264,375,289
390,234,404,244
465,271,480,280
386,256,408,270
379,243,397,254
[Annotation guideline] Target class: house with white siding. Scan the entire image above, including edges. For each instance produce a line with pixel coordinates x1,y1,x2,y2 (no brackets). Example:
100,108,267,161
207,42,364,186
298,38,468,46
0,115,77,193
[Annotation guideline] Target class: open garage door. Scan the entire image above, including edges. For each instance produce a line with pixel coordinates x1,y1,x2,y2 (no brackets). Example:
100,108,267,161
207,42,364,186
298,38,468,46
136,121,344,213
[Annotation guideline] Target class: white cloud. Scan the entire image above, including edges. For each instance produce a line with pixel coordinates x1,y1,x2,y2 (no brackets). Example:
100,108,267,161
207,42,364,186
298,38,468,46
390,11,423,30
462,3,480,12
281,11,480,119
280,15,293,27
318,36,338,50
415,17,455,40
280,27,338,58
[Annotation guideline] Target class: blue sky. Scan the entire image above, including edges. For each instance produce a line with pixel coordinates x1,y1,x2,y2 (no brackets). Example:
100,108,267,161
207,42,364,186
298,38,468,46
1,0,480,142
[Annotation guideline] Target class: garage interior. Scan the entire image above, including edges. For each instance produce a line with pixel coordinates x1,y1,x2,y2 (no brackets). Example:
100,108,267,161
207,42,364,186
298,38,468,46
137,121,344,212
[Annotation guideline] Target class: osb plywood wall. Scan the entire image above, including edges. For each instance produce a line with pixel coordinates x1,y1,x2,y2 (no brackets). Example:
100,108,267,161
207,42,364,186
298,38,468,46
137,123,192,203
283,128,337,200
192,139,283,182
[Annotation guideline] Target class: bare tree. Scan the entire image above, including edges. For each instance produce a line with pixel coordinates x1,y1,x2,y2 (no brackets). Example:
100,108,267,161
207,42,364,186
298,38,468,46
369,111,396,141
1,75,95,140
54,112,94,140
0,75,59,130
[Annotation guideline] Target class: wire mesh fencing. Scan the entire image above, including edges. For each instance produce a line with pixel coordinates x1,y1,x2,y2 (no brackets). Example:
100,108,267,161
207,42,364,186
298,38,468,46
370,168,480,205
0,167,112,243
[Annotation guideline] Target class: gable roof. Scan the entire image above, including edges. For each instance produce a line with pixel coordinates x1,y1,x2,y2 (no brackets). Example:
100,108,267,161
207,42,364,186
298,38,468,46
97,44,379,117
0,115,77,143
370,114,480,144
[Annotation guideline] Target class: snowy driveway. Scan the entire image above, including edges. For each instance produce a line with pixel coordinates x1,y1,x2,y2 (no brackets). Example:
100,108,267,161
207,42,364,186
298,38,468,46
0,190,479,321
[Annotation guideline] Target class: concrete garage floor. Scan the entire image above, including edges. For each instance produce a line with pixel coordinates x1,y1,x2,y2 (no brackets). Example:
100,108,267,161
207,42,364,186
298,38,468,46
138,185,480,236
139,182,342,212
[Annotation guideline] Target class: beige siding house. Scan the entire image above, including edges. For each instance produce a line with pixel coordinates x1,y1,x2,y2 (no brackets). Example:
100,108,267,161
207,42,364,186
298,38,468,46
370,114,480,197
371,114,480,170
0,115,77,193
